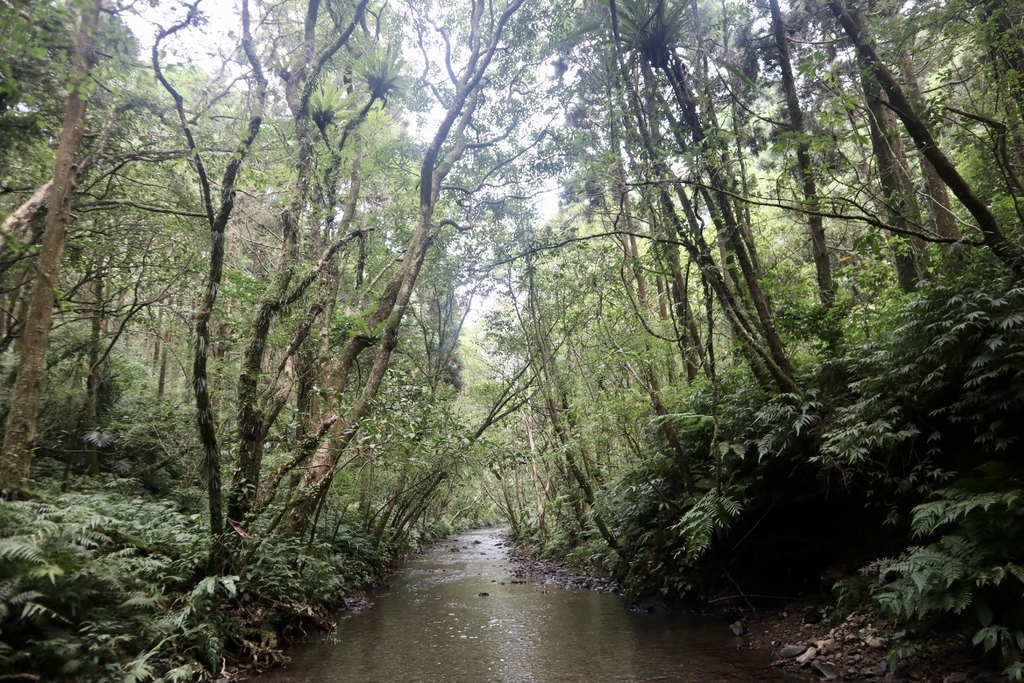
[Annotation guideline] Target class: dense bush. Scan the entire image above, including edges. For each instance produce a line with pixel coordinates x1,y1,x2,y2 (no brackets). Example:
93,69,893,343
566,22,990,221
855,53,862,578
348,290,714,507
591,268,1024,650
0,478,390,682
869,465,1024,678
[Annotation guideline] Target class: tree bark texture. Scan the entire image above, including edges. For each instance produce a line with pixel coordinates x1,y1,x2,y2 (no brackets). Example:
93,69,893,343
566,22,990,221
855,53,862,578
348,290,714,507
769,0,834,306
0,0,102,493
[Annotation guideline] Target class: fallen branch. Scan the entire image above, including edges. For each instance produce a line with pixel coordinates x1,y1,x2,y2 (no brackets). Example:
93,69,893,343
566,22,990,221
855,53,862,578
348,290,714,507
242,588,333,631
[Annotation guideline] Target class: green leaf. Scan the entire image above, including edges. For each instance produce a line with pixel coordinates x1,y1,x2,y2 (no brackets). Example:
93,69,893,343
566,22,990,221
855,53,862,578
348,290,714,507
975,600,993,628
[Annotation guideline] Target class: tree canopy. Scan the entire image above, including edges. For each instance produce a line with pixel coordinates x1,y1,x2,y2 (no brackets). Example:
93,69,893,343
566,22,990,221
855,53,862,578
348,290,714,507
2,0,1024,679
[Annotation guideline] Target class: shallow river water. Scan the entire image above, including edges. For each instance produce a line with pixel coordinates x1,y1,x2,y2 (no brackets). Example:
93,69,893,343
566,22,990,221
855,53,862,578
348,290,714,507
258,527,810,683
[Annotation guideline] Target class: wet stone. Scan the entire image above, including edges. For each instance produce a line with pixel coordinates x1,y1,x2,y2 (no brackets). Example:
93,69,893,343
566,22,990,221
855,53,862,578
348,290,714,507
780,644,807,658
813,661,840,680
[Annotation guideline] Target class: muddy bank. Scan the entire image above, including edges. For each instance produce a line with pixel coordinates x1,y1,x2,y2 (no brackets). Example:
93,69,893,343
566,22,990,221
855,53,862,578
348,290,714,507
741,605,1008,683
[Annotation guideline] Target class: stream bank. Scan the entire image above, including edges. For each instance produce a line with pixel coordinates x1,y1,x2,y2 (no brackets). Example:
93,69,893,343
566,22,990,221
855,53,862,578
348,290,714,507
505,541,1010,683
742,606,1009,683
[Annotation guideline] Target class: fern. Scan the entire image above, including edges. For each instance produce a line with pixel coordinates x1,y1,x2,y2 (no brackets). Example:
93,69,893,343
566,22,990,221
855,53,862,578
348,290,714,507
816,278,1024,496
754,392,823,460
671,491,743,564
910,490,1022,537
870,476,1024,661
0,481,216,681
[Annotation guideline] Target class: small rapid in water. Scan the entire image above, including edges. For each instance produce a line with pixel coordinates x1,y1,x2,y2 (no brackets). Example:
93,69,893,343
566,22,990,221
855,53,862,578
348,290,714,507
258,528,810,682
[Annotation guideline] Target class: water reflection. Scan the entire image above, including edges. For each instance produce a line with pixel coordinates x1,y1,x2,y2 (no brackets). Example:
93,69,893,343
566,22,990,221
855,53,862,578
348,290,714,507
258,528,809,683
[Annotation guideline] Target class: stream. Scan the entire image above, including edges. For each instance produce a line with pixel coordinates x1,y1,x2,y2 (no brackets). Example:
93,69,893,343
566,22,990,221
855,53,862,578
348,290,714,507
258,527,811,682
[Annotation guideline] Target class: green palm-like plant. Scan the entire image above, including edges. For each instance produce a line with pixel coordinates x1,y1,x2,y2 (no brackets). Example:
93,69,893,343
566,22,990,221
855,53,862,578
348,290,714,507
616,0,688,68
357,42,407,102
310,80,353,136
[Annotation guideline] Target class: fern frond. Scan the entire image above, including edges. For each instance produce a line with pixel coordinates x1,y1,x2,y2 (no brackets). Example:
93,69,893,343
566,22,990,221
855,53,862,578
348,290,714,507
0,539,47,565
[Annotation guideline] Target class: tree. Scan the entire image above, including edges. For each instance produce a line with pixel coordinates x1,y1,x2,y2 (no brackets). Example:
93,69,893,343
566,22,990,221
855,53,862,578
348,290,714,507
291,0,529,525
0,0,104,494
226,0,372,534
151,0,268,562
827,0,1024,277
768,0,834,306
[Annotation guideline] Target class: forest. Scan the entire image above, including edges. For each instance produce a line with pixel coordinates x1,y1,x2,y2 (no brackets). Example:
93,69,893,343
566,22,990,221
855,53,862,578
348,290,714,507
1,0,1023,679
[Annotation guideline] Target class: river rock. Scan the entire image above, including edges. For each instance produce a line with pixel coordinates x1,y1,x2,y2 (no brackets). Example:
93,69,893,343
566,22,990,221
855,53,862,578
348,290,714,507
509,552,621,594
796,646,818,666
780,644,807,658
813,661,840,680
804,607,826,624
815,638,839,655
343,595,373,612
863,635,885,648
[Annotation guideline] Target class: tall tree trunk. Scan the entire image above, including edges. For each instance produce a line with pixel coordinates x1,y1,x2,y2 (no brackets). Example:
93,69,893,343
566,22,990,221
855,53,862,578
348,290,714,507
614,197,698,494
525,412,548,539
980,0,1024,152
860,62,924,292
84,275,104,476
769,0,834,306
618,45,799,392
615,161,701,380
157,328,170,399
289,0,527,528
152,0,268,568
657,56,797,382
899,50,960,242
524,268,620,552
0,0,102,494
631,84,708,381
228,0,370,529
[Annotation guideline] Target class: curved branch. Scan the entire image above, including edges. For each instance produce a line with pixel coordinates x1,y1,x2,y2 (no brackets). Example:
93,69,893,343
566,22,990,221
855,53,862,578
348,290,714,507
151,3,216,227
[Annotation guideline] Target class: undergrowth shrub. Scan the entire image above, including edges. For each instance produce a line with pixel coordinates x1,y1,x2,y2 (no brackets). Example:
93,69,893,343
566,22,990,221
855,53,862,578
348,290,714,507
869,462,1024,678
590,267,1024,622
0,480,205,681
819,275,1024,495
602,450,745,601
0,478,390,682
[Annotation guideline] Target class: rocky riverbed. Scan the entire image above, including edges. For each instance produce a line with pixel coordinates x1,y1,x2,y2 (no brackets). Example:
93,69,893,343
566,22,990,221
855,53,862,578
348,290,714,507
438,535,622,592
741,606,1009,683
507,554,621,593
501,540,1011,683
